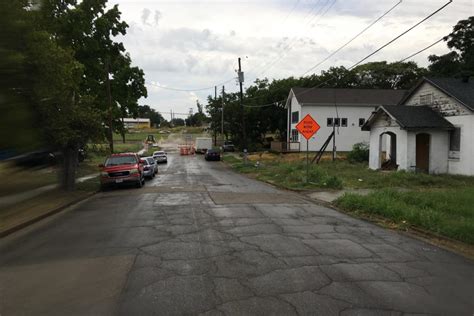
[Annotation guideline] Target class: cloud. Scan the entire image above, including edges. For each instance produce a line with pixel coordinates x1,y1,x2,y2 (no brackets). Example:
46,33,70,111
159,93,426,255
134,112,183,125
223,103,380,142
154,10,162,26
141,8,151,25
108,0,471,115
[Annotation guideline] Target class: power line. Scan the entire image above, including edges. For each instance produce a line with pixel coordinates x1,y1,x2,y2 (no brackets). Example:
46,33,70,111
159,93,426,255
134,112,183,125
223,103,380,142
242,35,452,109
246,0,328,79
251,0,337,79
300,0,403,76
399,37,444,62
147,78,236,92
349,0,452,70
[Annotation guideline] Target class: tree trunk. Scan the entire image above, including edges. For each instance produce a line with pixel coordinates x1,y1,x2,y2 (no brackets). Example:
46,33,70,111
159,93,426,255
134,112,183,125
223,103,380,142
60,146,78,191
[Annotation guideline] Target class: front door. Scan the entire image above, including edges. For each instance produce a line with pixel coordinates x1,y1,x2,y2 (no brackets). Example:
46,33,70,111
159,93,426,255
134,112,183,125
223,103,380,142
416,133,430,173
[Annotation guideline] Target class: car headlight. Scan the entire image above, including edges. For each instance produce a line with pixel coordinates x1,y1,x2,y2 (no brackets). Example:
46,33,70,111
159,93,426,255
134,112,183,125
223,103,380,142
129,168,139,174
100,172,108,177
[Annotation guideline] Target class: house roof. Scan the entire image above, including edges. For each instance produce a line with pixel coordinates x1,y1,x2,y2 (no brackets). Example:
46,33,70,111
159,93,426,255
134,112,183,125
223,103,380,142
290,87,407,106
399,77,474,111
362,105,454,131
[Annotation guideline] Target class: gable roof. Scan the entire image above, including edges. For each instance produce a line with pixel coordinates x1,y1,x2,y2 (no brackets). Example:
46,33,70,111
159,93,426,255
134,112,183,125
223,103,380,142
362,105,453,131
399,77,474,111
290,87,407,106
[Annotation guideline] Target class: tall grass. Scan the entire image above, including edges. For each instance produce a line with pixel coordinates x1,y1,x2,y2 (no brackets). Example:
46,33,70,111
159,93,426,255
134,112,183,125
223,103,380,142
335,188,474,244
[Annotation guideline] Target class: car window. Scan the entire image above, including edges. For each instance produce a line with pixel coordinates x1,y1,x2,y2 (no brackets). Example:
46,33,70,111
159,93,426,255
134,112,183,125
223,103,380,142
105,156,137,166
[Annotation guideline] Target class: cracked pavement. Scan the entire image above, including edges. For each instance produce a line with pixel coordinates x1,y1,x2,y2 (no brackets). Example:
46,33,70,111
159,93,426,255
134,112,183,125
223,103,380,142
0,153,473,315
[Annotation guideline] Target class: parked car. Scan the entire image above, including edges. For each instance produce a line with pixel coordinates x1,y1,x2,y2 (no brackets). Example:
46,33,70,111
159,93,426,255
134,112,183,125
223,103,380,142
222,141,235,152
205,149,221,161
143,156,158,179
153,150,168,163
99,152,145,189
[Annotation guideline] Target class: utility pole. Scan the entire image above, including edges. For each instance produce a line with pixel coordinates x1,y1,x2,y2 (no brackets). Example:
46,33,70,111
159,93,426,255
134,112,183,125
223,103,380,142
332,122,336,161
214,86,217,100
221,86,225,139
238,57,246,150
105,59,114,153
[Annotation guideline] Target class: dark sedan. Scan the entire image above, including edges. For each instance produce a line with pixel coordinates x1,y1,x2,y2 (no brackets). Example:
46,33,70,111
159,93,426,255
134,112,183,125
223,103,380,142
204,149,221,161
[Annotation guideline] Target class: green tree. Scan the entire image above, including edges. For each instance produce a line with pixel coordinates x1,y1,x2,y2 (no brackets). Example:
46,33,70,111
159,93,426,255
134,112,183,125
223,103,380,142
136,105,166,127
39,0,147,151
429,16,474,77
0,0,41,152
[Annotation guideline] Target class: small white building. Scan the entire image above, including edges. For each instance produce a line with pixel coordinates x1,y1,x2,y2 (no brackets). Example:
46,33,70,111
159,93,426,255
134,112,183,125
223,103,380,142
363,77,474,175
123,118,151,129
286,87,407,151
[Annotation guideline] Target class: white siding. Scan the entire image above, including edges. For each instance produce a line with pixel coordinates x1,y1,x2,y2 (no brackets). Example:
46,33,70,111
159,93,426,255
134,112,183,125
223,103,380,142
446,115,474,175
291,104,375,151
404,82,470,116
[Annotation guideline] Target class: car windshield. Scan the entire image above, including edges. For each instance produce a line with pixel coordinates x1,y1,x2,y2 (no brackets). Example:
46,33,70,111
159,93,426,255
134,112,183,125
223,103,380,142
104,156,137,166
146,158,155,164
154,151,165,156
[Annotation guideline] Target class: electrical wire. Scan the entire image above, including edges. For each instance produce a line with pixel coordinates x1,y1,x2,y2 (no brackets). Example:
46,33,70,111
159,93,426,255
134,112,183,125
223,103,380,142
300,0,403,76
241,35,452,108
147,78,236,92
349,0,452,70
399,37,444,62
243,0,402,103
251,0,337,79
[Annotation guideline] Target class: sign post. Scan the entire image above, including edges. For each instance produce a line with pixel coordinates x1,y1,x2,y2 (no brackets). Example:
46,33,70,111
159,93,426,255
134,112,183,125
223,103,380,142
295,114,320,183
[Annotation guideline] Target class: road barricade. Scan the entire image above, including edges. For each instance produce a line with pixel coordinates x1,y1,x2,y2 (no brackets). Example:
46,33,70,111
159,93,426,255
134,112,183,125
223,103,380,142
179,145,194,156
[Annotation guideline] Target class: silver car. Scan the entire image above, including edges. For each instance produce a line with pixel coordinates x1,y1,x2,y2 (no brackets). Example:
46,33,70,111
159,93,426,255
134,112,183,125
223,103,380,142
143,157,158,179
152,151,168,163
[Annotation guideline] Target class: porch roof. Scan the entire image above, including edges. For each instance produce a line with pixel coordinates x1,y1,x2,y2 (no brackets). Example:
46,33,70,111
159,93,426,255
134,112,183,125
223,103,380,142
362,105,454,131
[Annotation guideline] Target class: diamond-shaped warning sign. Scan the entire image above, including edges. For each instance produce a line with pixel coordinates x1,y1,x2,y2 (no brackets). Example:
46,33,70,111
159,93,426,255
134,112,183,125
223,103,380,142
296,114,320,140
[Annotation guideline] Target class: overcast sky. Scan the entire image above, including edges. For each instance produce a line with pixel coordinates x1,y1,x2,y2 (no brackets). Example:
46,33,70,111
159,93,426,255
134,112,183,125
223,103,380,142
108,0,473,119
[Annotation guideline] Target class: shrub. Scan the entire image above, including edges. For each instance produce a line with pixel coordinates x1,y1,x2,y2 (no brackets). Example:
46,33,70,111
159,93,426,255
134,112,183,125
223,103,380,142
323,175,343,189
347,142,369,163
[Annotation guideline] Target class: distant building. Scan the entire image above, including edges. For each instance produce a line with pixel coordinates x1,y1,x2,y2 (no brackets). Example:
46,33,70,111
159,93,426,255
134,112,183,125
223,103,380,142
363,77,474,175
123,118,151,129
285,87,407,152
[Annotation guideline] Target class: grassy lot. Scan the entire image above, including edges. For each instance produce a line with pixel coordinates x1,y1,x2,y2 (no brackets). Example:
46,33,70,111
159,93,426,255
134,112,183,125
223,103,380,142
222,153,474,190
335,188,474,244
0,163,58,197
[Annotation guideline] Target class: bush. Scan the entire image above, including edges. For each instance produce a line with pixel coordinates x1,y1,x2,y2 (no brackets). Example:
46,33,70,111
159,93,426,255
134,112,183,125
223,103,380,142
347,142,369,163
323,175,343,189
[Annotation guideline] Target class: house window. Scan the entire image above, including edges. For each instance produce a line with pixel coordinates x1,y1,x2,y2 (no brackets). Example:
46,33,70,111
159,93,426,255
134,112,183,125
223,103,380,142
291,111,299,124
359,118,366,126
341,118,347,127
449,127,461,159
327,118,333,127
291,129,299,142
334,118,340,127
420,94,433,105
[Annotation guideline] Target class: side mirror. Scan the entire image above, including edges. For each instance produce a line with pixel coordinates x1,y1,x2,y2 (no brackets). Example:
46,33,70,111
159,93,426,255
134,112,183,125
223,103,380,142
98,164,104,168
139,159,145,164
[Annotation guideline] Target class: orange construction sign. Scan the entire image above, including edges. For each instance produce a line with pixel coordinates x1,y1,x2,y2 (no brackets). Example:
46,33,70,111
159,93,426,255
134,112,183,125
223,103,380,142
296,114,320,140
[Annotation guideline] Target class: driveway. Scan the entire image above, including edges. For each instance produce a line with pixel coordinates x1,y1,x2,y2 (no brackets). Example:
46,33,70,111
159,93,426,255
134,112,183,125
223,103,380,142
0,153,473,315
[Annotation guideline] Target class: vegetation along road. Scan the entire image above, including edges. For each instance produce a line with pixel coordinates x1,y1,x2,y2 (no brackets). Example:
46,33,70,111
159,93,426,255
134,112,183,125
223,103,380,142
1,152,473,315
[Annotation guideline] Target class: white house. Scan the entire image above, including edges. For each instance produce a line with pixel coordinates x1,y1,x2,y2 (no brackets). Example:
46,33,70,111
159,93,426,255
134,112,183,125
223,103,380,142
363,77,474,175
285,87,407,151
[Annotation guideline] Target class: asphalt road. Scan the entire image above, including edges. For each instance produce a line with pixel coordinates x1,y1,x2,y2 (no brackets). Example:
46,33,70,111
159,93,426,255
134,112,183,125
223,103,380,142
1,152,473,315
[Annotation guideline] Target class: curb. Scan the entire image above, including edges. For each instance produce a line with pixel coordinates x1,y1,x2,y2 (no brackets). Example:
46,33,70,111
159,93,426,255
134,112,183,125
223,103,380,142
0,192,96,239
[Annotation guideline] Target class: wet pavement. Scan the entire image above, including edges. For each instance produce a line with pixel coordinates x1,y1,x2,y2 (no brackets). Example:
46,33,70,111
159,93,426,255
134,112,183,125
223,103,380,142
0,153,473,315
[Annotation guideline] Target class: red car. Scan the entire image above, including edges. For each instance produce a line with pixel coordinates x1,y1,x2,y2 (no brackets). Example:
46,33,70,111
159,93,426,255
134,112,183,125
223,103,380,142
99,153,145,190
